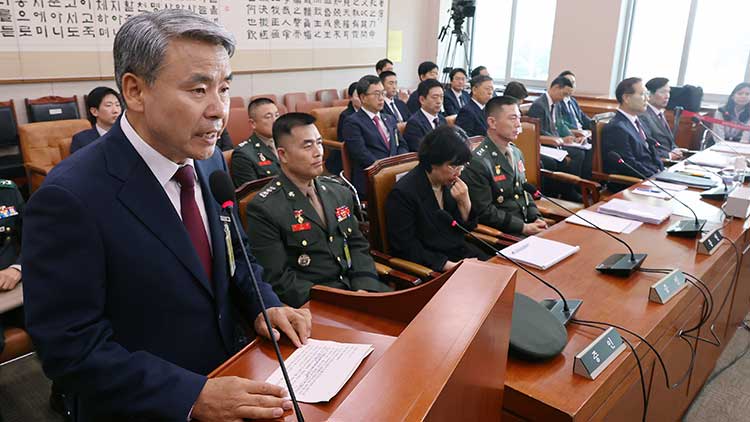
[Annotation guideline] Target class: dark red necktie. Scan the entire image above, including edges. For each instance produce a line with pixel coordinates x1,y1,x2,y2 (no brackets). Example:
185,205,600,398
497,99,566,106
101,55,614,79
173,165,212,281
372,115,390,149
634,118,647,141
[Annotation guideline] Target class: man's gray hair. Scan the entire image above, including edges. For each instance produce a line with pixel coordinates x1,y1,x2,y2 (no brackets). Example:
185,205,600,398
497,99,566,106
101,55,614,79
113,9,236,93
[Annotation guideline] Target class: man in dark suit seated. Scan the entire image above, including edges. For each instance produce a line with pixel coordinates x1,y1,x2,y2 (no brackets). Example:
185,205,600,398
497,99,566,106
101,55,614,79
379,70,411,123
462,96,547,236
406,61,439,113
246,113,392,307
326,81,361,175
527,76,590,200
443,68,470,116
231,97,281,186
375,57,393,75
455,74,493,137
342,75,409,197
386,126,489,272
603,77,664,179
22,10,311,422
70,86,121,153
403,79,446,151
640,77,683,161
557,70,593,132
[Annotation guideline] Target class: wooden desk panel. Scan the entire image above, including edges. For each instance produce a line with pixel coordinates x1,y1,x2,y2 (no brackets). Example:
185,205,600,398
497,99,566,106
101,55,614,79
500,147,748,421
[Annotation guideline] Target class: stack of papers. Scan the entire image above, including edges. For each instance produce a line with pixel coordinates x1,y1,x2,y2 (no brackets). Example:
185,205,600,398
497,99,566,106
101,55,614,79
687,153,731,169
597,198,672,224
540,146,568,162
632,187,671,199
642,180,688,192
265,339,374,403
713,143,750,155
499,236,580,270
565,209,642,234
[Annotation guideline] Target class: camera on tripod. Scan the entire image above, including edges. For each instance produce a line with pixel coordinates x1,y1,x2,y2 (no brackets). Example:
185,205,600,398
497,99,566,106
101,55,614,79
450,0,476,30
438,0,476,82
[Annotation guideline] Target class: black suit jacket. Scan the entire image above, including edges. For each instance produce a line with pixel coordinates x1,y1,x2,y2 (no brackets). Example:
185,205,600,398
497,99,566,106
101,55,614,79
403,109,446,152
443,88,471,116
455,99,487,137
70,127,100,154
527,94,559,136
385,166,481,271
406,90,421,114
341,109,408,196
22,118,282,421
381,97,411,123
602,111,664,178
639,106,676,160
566,97,592,130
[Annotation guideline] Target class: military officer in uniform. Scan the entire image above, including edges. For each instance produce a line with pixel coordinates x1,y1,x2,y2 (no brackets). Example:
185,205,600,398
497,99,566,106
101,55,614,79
461,96,548,236
0,179,24,356
246,113,392,308
231,97,281,187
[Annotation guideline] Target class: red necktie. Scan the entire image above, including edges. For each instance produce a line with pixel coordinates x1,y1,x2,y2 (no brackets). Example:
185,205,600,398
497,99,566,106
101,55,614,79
634,118,647,141
173,165,212,281
372,115,390,148
659,112,671,132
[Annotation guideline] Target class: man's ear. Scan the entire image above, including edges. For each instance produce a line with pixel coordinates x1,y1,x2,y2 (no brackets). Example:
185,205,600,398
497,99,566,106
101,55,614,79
277,146,287,164
120,73,146,113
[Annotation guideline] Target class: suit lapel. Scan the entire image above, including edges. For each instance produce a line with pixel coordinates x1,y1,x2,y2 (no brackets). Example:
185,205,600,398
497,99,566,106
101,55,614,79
195,159,228,297
110,135,214,298
316,179,339,236
359,110,389,155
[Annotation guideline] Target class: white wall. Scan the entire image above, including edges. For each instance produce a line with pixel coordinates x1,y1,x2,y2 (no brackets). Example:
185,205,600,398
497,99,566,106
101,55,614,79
547,0,627,96
0,0,442,124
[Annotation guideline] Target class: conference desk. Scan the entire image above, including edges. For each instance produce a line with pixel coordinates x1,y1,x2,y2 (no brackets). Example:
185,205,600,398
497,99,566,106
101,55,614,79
500,146,749,421
210,261,516,421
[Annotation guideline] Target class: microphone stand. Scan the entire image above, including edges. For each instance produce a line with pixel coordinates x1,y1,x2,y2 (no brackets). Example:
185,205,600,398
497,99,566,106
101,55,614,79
612,153,706,238
527,186,647,277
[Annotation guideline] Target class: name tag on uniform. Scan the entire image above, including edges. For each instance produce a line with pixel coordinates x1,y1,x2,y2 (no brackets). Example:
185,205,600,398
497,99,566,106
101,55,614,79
258,160,272,166
494,174,506,182
292,222,312,232
518,160,525,173
0,206,18,219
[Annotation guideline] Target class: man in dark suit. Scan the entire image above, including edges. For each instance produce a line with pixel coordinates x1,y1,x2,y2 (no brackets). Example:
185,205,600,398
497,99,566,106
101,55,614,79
406,61,439,113
231,97,281,186
375,58,393,75
527,76,590,200
342,75,409,197
443,68,470,116
557,70,593,131
379,70,411,123
22,10,311,422
603,77,664,179
326,81,361,175
455,74,493,137
70,86,121,153
640,77,683,161
403,79,446,151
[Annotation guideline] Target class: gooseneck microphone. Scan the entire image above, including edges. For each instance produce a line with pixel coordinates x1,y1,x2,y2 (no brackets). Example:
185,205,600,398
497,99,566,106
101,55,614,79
436,210,578,361
209,170,304,422
608,151,706,238
522,183,647,277
683,159,736,202
691,116,750,161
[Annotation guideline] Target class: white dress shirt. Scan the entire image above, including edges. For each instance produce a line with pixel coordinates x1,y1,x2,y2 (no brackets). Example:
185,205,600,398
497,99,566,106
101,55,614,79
420,108,439,129
95,124,108,137
471,98,485,110
121,112,212,250
617,108,646,142
384,97,403,122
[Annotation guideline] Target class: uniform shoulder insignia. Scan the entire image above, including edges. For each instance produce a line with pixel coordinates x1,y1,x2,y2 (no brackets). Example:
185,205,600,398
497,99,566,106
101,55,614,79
319,175,348,188
256,183,280,200
0,179,16,189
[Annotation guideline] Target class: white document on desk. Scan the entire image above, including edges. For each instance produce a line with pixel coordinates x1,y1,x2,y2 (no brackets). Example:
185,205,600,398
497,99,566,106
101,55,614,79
565,209,642,234
499,236,580,270
631,187,672,199
642,180,688,191
597,198,672,224
563,142,592,150
540,146,568,162
713,143,750,155
265,339,374,403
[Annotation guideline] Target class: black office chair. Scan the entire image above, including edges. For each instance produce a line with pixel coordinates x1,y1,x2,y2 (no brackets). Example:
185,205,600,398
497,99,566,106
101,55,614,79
0,100,26,182
25,95,80,123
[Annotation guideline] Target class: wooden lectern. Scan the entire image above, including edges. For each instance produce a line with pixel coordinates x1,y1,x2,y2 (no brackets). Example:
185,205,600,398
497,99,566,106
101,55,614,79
210,260,516,421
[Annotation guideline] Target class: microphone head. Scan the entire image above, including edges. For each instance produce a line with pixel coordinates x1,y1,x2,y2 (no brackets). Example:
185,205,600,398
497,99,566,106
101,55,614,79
690,116,701,124
522,182,541,199
209,170,236,208
607,151,623,164
436,209,457,227
674,106,684,112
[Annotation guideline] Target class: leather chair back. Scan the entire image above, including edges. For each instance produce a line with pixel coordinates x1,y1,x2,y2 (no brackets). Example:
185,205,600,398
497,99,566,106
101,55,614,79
0,100,19,146
296,100,324,114
311,106,346,142
365,153,419,253
236,176,274,230
25,95,80,122
592,118,612,176
315,89,340,106
283,92,308,113
226,107,251,146
222,149,233,175
18,119,91,192
517,117,542,188
332,98,350,107
230,96,245,108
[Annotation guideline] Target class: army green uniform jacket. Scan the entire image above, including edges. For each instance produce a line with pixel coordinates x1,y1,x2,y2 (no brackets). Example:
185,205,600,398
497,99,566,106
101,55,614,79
246,171,391,307
0,179,23,268
461,137,540,234
231,134,280,187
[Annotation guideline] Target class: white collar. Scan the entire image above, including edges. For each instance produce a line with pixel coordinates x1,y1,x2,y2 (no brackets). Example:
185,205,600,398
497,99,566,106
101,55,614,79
120,112,195,189
384,96,395,105
95,124,108,137
471,98,485,110
362,107,381,121
545,92,556,111
647,103,664,116
563,96,572,105
452,88,464,97
420,108,439,123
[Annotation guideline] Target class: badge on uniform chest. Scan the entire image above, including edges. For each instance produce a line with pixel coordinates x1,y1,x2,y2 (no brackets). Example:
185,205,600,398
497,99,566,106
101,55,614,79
518,160,525,173
493,165,507,182
335,206,351,222
258,152,271,166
